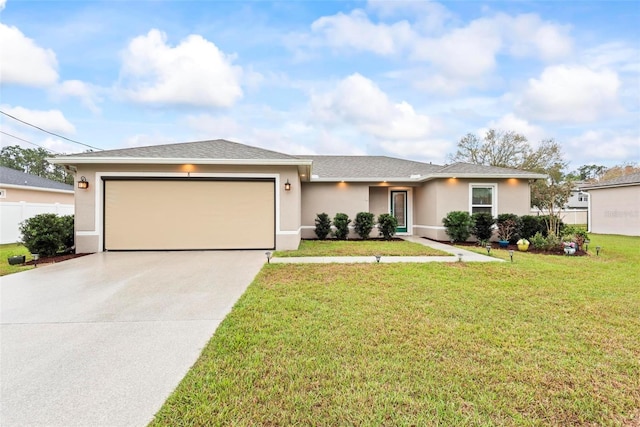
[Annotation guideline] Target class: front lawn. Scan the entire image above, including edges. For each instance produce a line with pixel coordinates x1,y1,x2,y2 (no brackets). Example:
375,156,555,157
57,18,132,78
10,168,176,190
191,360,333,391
0,243,33,276
151,234,640,426
274,239,450,257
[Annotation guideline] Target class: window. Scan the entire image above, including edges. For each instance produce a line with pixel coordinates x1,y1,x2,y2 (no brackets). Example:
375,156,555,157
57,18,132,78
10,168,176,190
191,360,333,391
578,193,588,202
470,184,497,216
0,189,6,198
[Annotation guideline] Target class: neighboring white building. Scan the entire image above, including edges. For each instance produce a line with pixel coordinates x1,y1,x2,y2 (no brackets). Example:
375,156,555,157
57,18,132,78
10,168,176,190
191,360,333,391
0,166,74,244
580,173,640,236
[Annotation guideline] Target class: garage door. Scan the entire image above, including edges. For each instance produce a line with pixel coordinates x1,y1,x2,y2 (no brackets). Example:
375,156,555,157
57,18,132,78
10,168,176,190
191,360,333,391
104,179,275,250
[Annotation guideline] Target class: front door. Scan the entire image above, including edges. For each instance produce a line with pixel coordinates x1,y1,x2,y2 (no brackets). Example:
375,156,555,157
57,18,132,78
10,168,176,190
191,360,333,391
391,190,408,233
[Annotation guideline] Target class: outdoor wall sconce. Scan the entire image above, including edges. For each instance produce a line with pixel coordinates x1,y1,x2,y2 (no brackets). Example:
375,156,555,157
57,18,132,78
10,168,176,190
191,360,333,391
509,249,514,263
265,251,272,264
77,176,89,189
284,179,291,191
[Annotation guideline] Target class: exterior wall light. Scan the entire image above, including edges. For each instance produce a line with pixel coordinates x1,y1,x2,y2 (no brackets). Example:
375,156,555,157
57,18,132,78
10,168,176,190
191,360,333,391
77,176,89,189
284,179,291,191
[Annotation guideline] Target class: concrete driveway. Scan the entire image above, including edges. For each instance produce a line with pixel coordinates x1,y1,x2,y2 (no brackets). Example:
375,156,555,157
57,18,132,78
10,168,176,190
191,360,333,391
0,251,265,427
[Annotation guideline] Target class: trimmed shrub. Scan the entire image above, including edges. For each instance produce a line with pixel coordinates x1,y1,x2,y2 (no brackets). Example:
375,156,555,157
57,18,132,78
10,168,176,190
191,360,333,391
538,215,566,237
314,213,332,240
562,225,589,249
333,213,351,240
377,213,398,240
530,231,547,250
520,215,546,240
471,212,495,242
58,215,75,250
544,232,561,251
442,211,473,243
19,213,74,257
496,213,523,244
354,212,375,240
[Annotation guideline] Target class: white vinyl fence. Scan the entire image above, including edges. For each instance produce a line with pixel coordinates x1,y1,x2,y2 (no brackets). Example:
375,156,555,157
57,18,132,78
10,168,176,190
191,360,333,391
530,208,588,225
0,202,74,244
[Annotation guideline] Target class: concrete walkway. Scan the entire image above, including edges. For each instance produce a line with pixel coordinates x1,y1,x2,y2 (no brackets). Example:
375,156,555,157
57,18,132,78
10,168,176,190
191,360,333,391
1,251,265,427
270,236,502,263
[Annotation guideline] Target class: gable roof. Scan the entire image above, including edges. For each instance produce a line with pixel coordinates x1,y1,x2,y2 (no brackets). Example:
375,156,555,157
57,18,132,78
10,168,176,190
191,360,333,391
50,139,306,165
0,166,74,192
580,172,640,190
49,139,546,182
436,162,547,178
301,155,443,181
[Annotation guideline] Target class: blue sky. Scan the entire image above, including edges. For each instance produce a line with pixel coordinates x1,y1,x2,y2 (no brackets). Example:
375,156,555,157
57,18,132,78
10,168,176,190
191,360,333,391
1,0,638,170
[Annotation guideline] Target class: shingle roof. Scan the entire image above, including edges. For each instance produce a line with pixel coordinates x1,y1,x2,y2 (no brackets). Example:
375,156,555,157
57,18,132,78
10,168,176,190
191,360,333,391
301,155,443,180
437,162,547,177
0,166,74,191
50,139,546,181
54,139,298,161
580,172,640,189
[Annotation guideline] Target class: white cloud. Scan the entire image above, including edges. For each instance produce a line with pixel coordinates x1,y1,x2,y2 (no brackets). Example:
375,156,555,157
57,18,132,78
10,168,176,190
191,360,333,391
367,0,453,34
1,105,75,134
310,9,414,55
498,13,572,61
0,23,58,86
516,65,621,122
311,73,433,141
0,0,6,11
412,17,502,78
182,114,242,139
52,80,101,113
120,29,243,107
566,130,640,166
484,113,547,143
581,42,640,73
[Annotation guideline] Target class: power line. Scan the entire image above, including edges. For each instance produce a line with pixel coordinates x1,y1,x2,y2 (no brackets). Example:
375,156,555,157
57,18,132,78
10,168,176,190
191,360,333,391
0,130,62,154
0,110,103,151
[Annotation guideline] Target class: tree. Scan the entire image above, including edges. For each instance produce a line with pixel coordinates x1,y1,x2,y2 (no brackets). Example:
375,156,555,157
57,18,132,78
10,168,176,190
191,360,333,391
0,145,72,184
567,164,608,182
598,163,640,182
448,129,566,173
450,129,573,236
530,165,574,236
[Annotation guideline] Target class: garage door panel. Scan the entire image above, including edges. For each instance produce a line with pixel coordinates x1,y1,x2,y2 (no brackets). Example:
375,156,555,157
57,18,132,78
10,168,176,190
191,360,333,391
104,180,275,250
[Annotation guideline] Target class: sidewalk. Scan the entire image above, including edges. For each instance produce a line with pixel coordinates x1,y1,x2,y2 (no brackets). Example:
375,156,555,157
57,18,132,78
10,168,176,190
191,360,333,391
269,236,502,264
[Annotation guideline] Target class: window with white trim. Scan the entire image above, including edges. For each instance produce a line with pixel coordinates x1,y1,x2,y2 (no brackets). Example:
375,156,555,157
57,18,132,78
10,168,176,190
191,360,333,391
470,184,497,216
0,189,6,198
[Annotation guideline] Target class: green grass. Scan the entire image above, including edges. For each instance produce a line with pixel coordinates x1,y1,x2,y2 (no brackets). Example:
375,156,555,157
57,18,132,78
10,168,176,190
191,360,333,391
274,239,450,257
151,234,640,426
0,243,33,276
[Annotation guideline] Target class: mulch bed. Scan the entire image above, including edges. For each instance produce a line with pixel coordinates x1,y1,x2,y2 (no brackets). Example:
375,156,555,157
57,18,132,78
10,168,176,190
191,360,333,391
24,253,92,266
446,241,589,256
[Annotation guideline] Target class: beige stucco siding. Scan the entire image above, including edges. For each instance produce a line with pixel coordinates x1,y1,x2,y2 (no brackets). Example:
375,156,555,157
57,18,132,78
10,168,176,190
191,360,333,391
369,186,389,217
588,185,640,236
1,187,74,204
300,182,370,238
414,178,532,241
71,163,301,252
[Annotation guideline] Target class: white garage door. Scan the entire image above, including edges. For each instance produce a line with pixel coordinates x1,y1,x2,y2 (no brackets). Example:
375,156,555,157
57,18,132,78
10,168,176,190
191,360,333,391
104,179,275,250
